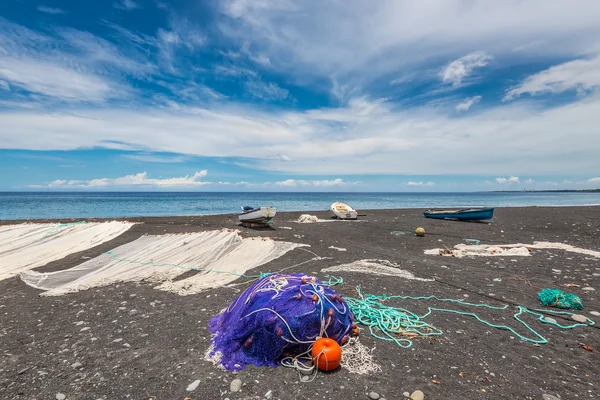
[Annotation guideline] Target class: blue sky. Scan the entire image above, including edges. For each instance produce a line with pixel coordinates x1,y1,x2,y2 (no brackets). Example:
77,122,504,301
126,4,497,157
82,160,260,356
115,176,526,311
1,1,600,191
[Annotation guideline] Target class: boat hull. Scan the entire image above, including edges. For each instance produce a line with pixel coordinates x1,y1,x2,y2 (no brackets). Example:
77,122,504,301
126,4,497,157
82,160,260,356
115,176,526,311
423,208,494,221
330,202,358,220
239,207,277,224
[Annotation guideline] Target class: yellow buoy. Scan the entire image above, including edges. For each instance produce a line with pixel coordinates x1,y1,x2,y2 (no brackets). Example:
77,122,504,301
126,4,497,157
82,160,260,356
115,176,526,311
415,227,425,237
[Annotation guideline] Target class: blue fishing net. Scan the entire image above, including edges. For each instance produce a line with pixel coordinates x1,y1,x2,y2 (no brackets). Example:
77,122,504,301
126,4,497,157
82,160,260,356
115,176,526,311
208,273,355,371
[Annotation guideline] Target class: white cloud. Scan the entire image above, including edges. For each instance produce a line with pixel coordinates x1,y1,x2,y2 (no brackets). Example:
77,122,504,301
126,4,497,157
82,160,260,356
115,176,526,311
390,72,419,85
250,53,271,66
2,6,600,180
0,18,134,102
155,19,206,73
496,175,520,184
3,93,600,176
123,153,187,163
0,16,208,102
0,57,126,102
35,174,362,190
407,181,435,187
441,52,491,86
217,1,600,96
244,81,289,100
588,177,600,184
0,80,9,91
278,154,293,162
40,171,210,188
114,0,139,10
524,178,534,184
36,6,66,14
513,40,545,52
504,55,600,101
274,179,358,187
456,96,482,111
215,65,258,77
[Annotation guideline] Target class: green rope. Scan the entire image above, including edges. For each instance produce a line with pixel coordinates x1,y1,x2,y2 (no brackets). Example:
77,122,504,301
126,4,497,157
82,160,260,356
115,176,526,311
34,221,87,243
344,288,594,346
323,276,344,286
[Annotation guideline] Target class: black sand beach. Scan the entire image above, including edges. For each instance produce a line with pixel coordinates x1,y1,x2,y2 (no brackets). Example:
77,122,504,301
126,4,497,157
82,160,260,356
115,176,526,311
1,207,599,400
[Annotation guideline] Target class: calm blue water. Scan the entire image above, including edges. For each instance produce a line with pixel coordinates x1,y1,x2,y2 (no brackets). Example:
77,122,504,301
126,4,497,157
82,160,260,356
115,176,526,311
1,192,599,220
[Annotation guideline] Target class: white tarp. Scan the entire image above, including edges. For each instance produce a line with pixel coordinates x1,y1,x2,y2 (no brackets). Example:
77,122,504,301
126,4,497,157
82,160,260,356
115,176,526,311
21,229,303,296
0,221,134,281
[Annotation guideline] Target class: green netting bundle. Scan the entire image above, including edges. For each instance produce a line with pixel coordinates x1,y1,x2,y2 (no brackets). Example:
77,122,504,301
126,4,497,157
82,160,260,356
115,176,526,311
538,288,583,310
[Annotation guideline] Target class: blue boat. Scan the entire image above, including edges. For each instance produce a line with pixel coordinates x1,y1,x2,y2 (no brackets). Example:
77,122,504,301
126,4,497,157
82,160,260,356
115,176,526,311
423,207,494,221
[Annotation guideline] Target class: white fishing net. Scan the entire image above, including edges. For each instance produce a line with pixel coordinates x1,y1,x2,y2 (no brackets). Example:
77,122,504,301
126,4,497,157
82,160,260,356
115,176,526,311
341,338,382,375
424,241,600,258
0,221,134,281
296,214,322,223
21,229,303,296
322,259,433,281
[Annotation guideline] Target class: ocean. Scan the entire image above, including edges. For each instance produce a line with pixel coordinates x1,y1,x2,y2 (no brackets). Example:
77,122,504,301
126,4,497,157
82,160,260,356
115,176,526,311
1,192,599,220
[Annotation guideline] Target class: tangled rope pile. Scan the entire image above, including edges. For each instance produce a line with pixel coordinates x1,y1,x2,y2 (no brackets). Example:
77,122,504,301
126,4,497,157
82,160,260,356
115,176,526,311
538,288,584,310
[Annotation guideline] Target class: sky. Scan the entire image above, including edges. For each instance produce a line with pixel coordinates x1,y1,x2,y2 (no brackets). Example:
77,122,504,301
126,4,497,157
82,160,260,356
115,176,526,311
1,0,600,192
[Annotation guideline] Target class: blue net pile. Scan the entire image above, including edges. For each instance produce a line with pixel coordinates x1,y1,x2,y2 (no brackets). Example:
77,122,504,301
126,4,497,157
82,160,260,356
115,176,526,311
208,273,355,371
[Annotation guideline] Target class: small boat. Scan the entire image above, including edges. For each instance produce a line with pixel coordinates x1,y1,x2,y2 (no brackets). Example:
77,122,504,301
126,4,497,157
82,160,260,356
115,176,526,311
330,202,358,220
423,207,494,221
239,206,277,224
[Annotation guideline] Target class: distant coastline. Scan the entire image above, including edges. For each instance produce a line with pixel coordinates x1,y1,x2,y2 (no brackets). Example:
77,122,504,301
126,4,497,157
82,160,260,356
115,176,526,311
492,189,600,193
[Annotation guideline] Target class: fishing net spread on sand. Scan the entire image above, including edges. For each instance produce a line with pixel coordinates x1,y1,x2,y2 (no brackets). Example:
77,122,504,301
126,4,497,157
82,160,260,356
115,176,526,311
207,273,355,371
322,259,433,281
0,221,133,281
425,242,600,258
21,230,302,296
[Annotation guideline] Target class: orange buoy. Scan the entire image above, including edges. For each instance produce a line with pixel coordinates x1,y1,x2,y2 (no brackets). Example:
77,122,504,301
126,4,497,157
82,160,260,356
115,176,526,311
311,338,342,371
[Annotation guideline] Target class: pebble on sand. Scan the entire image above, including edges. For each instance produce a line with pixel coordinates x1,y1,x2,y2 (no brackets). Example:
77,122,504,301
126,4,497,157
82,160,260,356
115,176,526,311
230,378,242,392
369,392,380,399
186,380,201,391
56,394,66,400
542,394,560,400
265,390,273,399
590,311,600,317
571,314,588,323
410,390,424,400
582,287,595,291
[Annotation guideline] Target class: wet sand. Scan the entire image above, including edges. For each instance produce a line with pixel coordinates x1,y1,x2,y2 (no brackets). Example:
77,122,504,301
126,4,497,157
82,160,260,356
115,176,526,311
1,206,599,400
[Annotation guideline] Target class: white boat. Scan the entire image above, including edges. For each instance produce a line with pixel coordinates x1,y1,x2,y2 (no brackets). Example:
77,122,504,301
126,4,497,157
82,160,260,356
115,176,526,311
330,202,358,220
239,206,277,224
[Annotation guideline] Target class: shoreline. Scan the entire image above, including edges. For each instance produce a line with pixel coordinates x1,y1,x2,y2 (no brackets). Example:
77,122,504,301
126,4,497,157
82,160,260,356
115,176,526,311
2,204,600,224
